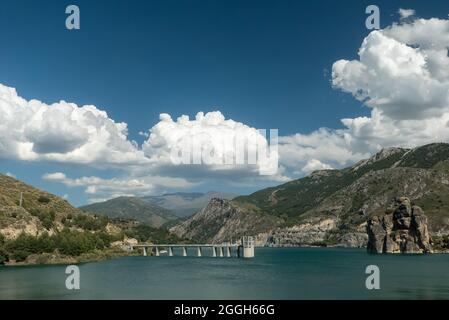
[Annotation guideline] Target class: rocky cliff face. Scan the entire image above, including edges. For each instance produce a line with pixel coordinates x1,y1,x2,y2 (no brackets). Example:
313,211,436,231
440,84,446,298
266,217,338,246
367,197,432,253
170,198,280,244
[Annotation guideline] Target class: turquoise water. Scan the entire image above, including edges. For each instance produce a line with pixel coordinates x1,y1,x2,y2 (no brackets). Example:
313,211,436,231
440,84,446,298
1,248,449,299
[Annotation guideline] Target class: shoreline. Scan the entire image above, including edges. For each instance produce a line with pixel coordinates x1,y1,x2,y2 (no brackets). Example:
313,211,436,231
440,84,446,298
3,245,449,268
1,247,139,267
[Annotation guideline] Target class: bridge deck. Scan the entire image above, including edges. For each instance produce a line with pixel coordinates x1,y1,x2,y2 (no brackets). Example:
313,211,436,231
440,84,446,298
132,244,239,247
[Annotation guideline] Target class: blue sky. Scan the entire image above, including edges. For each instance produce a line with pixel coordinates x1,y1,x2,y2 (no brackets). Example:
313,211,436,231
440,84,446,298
1,0,449,206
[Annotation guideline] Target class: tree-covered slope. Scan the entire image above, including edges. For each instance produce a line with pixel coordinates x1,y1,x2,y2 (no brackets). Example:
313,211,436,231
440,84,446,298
0,174,181,265
80,197,177,228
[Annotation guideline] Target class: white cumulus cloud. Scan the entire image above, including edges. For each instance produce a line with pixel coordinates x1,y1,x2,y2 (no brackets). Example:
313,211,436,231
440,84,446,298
0,84,146,166
277,14,449,175
42,172,196,199
40,110,287,202
301,159,333,174
141,111,283,179
332,29,448,120
9,13,449,202
399,8,415,20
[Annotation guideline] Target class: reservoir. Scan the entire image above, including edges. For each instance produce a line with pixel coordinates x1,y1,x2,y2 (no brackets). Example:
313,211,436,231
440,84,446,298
1,247,448,299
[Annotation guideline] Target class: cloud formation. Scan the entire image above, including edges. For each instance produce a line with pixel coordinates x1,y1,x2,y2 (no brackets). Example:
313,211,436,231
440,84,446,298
142,111,280,177
8,12,449,203
398,8,415,20
280,14,449,173
0,83,280,177
278,128,369,174
333,16,449,133
42,172,196,199
40,111,287,202
0,84,146,166
332,29,449,119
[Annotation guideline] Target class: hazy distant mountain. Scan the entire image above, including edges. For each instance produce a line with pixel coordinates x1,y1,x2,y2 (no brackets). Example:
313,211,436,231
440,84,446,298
141,192,237,217
80,196,177,228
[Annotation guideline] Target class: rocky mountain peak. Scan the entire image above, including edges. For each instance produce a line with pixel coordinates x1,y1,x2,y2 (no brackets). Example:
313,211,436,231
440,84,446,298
170,197,280,244
375,147,409,160
309,169,338,179
141,192,237,217
207,197,229,207
351,147,408,172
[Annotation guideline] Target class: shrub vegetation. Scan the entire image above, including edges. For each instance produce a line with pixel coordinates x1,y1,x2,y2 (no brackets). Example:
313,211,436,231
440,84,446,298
0,229,122,264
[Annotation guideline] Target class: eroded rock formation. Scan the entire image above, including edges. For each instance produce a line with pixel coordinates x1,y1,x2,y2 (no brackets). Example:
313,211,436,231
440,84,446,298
367,197,432,253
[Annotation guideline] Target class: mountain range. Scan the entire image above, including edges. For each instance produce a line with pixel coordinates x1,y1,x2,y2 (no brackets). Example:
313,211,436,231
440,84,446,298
78,191,237,228
4,142,449,255
141,192,237,217
171,143,449,247
79,197,178,228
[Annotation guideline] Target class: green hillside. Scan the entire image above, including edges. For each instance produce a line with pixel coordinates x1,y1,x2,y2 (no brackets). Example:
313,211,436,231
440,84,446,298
80,197,177,228
176,143,449,246
142,191,237,217
233,147,409,218
0,174,180,265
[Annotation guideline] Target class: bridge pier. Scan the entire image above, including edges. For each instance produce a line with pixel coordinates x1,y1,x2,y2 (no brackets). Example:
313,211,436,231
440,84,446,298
242,236,255,258
133,237,255,259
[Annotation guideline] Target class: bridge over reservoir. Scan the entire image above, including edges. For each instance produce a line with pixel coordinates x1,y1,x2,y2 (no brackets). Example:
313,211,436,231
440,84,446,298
130,236,255,258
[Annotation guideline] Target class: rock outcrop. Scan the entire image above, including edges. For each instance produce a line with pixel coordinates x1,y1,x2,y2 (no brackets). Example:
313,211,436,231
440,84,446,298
266,218,338,246
367,197,432,253
170,198,280,244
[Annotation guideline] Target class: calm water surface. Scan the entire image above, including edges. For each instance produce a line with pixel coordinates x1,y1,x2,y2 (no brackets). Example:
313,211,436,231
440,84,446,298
1,248,448,299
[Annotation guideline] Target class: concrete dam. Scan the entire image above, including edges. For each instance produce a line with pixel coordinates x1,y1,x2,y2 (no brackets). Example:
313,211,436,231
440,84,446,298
130,236,255,258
